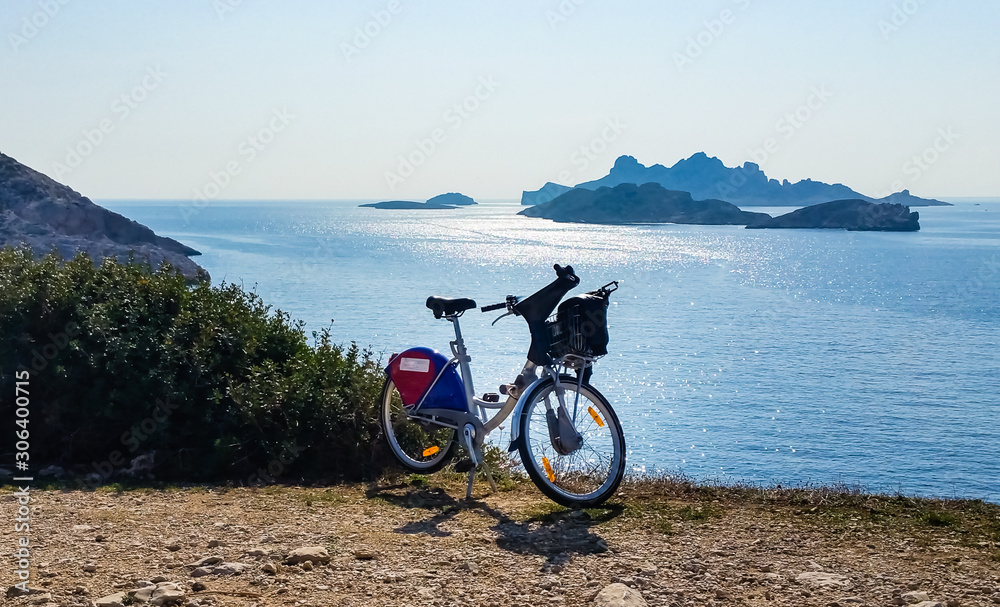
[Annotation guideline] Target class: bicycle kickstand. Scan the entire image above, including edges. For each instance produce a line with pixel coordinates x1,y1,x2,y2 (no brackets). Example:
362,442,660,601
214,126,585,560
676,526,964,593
461,423,498,499
464,460,499,500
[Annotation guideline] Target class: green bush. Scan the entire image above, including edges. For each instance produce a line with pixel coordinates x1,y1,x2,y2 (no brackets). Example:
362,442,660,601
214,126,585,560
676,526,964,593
0,248,389,484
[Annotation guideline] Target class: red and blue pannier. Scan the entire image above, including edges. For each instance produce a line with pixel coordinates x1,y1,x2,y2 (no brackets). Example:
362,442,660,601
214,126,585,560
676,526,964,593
386,347,467,411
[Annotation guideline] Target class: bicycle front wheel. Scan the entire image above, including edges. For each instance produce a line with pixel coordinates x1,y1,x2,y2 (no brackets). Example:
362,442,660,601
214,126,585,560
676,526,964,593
380,378,457,473
517,376,625,507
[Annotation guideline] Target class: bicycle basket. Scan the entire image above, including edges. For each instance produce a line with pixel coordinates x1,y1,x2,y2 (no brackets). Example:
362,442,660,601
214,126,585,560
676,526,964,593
546,292,610,360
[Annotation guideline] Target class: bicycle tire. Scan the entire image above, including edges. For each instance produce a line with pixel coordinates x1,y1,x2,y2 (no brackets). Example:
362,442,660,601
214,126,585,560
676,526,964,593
380,377,458,473
516,375,625,507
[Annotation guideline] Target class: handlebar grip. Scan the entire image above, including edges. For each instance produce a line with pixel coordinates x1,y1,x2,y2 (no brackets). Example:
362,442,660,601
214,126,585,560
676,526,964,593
481,302,507,312
554,264,576,278
554,264,579,284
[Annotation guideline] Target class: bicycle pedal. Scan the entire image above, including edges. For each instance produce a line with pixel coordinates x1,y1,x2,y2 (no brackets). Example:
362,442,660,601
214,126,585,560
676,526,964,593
454,459,475,473
482,392,499,402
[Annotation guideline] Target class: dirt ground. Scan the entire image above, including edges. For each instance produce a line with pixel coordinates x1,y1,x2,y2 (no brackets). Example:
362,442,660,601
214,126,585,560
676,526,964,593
3,478,999,607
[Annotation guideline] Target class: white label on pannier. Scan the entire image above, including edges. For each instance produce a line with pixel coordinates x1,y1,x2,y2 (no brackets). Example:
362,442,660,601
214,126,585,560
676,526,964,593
399,357,431,373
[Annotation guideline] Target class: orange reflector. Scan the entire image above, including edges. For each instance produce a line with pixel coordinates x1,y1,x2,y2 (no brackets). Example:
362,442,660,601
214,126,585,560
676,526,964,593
588,406,605,428
542,457,556,482
422,446,440,457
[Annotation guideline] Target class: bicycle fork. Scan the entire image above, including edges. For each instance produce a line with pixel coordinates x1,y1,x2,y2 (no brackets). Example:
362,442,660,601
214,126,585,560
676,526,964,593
543,371,584,456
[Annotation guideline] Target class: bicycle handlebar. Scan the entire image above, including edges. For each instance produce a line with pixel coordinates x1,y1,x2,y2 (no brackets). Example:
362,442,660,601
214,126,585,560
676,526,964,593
481,265,578,316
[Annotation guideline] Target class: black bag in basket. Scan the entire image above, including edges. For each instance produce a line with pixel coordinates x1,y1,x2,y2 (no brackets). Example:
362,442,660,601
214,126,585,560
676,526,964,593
556,290,610,357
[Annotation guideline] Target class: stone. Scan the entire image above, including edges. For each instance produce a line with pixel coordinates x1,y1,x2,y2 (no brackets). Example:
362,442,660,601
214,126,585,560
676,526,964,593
6,586,45,598
286,547,332,565
191,582,206,592
246,548,268,557
797,572,850,588
29,593,53,604
353,550,376,560
94,592,128,607
300,561,314,571
593,583,648,607
839,598,864,604
262,562,278,575
212,562,248,576
190,568,213,578
150,576,168,584
134,587,155,602
903,592,932,604
910,603,945,607
207,540,224,548
83,563,98,573
187,556,224,567
150,585,185,606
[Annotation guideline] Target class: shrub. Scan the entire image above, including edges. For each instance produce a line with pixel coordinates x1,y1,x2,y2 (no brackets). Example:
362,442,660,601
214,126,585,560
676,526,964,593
0,248,389,484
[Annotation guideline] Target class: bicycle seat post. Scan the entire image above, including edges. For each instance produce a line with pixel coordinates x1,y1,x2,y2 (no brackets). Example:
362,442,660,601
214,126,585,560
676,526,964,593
447,314,478,417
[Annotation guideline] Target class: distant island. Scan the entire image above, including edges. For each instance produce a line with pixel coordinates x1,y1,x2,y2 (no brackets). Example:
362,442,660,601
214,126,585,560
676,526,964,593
521,153,951,207
746,199,920,231
361,192,476,210
0,151,206,280
518,182,770,225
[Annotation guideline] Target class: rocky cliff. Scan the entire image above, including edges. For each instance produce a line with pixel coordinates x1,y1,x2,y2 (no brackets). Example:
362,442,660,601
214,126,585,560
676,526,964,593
0,152,206,279
361,192,476,210
518,182,771,225
522,153,951,207
745,199,920,231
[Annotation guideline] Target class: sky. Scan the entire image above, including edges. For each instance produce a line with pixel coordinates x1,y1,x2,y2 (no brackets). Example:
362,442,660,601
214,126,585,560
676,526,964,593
1,0,998,201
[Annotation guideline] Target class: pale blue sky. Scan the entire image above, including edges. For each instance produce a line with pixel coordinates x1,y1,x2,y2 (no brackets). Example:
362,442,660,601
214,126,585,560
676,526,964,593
2,0,997,200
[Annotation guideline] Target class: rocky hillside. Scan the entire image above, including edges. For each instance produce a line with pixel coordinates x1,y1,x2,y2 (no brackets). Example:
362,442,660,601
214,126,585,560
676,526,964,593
746,199,920,231
0,152,205,280
522,154,951,207
519,182,771,225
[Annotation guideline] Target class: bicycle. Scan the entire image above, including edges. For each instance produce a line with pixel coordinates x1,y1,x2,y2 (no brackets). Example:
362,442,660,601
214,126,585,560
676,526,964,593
379,264,626,507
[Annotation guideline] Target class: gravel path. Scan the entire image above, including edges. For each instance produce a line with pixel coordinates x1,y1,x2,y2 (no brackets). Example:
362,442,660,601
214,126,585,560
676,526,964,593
3,481,999,607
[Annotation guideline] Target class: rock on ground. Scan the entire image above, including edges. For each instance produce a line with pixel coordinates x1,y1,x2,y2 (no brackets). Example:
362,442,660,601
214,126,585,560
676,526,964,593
593,583,647,606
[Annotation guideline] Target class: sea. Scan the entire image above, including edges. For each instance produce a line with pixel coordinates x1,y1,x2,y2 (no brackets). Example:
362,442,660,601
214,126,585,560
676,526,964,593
101,198,1000,502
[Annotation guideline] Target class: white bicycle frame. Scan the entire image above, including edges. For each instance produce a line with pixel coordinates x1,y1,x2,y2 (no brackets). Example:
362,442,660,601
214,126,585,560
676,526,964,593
408,311,593,466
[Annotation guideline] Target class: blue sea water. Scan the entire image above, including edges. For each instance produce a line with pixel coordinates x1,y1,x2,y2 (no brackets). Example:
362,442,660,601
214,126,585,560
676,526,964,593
102,199,1000,501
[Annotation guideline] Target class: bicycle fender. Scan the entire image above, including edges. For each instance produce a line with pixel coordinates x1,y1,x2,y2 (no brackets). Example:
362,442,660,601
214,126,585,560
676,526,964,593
507,375,553,449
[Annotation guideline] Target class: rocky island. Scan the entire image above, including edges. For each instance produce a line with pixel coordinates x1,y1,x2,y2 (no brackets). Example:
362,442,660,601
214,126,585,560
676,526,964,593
518,182,770,225
521,153,951,207
361,192,476,210
0,152,206,280
746,199,920,231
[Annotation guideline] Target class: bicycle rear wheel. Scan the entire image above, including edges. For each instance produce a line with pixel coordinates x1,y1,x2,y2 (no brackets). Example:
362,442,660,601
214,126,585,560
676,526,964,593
380,378,457,472
517,375,625,507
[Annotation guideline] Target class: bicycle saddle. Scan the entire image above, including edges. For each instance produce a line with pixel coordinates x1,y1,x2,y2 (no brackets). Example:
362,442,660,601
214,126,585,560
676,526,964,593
426,296,477,318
